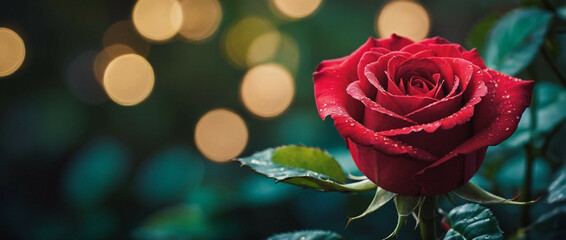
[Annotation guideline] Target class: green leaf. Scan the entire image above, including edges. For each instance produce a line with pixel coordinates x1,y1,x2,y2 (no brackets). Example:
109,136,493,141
557,7,566,21
547,167,566,204
347,187,396,225
272,145,346,183
467,13,500,53
267,229,344,240
452,182,538,205
443,204,503,240
384,195,423,240
235,146,376,192
484,8,552,76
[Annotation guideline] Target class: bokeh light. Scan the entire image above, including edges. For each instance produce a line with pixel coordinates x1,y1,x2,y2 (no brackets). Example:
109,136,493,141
103,54,154,106
194,109,248,162
247,31,300,73
247,31,281,66
0,28,25,77
270,0,323,20
132,0,183,42
94,44,137,83
102,20,150,57
376,0,430,41
178,0,222,41
240,63,294,118
222,17,274,68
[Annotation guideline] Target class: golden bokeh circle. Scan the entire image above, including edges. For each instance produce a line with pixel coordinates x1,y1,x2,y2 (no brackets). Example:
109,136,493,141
103,54,155,106
178,0,222,41
376,0,430,41
0,28,25,77
241,64,294,118
222,17,275,68
132,0,183,42
195,109,248,162
271,0,323,20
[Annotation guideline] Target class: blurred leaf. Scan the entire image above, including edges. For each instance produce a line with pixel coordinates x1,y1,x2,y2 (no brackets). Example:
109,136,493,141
267,230,344,240
467,13,500,53
134,147,204,206
347,187,396,223
558,7,566,20
496,155,551,194
484,8,552,76
548,167,566,204
132,205,211,240
529,205,566,238
238,174,297,206
444,203,503,240
235,146,376,192
62,137,130,209
452,182,537,205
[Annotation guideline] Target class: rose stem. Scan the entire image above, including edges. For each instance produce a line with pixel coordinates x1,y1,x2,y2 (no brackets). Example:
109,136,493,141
418,196,437,240
541,44,566,87
520,70,538,234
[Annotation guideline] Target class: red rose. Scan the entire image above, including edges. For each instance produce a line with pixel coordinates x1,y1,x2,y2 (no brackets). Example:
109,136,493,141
313,35,533,196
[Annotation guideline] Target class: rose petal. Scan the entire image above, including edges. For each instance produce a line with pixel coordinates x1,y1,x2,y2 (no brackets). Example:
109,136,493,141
357,51,386,98
414,69,534,186
425,44,465,58
332,114,438,161
347,140,430,195
347,80,417,131
418,36,452,45
381,68,487,134
315,56,348,72
462,49,487,69
378,34,414,51
313,68,364,121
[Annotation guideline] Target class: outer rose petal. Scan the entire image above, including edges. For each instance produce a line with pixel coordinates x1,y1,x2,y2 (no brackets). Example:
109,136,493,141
347,140,431,195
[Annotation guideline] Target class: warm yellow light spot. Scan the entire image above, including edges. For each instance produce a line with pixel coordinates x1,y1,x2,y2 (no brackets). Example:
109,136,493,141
0,28,25,77
222,17,274,68
132,0,183,42
94,44,136,83
376,0,430,41
178,0,222,41
247,31,300,73
247,31,281,66
103,21,150,57
271,0,323,20
195,109,248,162
103,54,154,106
241,64,294,118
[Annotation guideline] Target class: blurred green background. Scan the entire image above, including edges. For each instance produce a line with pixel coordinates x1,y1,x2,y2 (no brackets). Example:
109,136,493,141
4,0,565,239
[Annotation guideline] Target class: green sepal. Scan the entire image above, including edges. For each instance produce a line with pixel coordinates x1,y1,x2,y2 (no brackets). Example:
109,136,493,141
383,195,423,240
452,182,538,205
346,187,396,227
235,146,377,192
384,216,407,240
